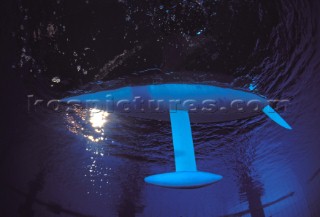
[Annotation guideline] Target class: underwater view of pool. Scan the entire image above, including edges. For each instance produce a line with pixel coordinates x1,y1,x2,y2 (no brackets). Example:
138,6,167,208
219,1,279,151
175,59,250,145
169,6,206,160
1,0,320,216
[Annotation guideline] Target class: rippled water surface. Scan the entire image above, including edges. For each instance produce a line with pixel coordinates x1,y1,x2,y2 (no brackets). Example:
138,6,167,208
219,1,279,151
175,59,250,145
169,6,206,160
1,0,320,216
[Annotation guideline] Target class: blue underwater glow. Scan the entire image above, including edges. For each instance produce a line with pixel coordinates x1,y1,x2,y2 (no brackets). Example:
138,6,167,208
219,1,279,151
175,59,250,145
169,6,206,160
144,110,222,188
144,171,223,189
249,83,257,91
4,0,320,216
170,109,197,172
61,83,292,188
262,105,292,130
61,83,270,123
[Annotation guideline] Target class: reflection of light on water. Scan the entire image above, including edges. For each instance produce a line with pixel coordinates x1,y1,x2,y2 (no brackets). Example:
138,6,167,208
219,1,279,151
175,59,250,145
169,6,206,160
82,108,109,142
64,105,114,196
84,156,112,196
65,107,109,143
89,108,109,128
84,134,105,142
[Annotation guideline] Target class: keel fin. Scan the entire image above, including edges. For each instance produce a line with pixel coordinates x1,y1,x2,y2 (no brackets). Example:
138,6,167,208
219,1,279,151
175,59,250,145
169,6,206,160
169,109,197,172
144,110,222,188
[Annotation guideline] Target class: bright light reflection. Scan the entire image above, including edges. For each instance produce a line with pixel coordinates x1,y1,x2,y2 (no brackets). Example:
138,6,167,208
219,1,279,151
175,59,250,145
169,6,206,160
64,106,112,195
65,106,110,143
89,108,109,128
